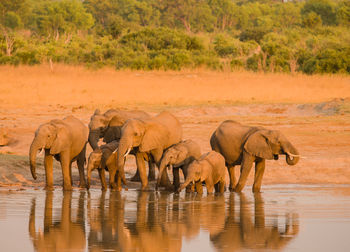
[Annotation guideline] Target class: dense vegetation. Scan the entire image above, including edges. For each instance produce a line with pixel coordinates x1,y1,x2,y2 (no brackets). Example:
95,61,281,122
0,0,349,74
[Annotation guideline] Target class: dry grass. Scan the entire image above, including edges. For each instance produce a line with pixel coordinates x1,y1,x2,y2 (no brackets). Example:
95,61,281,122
1,64,349,109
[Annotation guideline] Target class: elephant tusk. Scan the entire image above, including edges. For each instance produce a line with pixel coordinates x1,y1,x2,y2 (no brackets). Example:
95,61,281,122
286,151,300,158
38,148,44,155
113,148,118,154
168,164,173,170
124,147,132,158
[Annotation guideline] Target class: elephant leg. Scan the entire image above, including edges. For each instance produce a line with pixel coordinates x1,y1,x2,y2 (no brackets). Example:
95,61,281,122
173,167,180,190
69,162,73,186
195,181,203,194
109,164,118,190
160,169,173,190
136,152,148,190
77,148,87,188
60,152,73,191
130,168,141,182
219,179,225,193
235,153,254,192
148,160,156,181
206,178,214,194
44,151,54,190
115,171,122,191
98,168,107,191
227,164,236,192
252,159,265,193
181,164,193,192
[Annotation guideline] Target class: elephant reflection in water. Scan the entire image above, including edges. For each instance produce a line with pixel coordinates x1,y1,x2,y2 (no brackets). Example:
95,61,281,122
87,191,228,252
210,193,299,251
87,191,183,252
29,191,86,251
87,191,131,251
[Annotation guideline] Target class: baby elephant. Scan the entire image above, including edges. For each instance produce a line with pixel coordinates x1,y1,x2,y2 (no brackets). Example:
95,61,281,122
87,141,124,191
178,151,226,194
156,140,201,191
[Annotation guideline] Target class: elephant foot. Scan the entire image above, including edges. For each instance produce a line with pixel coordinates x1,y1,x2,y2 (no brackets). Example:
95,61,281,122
234,184,243,193
252,186,261,193
140,185,150,191
44,186,54,191
63,186,73,191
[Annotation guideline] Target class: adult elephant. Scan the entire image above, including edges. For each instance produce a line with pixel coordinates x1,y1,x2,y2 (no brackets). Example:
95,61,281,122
88,109,150,150
88,109,151,182
29,116,88,190
210,120,300,192
103,115,156,182
116,111,182,190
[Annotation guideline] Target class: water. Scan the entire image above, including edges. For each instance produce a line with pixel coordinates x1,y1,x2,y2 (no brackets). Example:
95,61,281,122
0,185,350,252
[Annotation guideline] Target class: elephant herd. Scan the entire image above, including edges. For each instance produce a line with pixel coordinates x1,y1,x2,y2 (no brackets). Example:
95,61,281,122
29,109,300,193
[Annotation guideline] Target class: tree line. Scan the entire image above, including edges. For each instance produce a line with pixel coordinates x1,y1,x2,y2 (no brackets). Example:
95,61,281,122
1,0,349,74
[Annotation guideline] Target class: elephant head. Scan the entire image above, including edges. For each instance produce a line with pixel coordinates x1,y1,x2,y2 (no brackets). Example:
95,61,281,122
88,109,110,150
117,119,168,183
244,129,300,165
29,121,69,180
178,160,203,191
86,149,103,189
156,145,188,189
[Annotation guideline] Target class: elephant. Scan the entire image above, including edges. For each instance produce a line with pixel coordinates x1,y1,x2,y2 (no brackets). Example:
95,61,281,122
29,191,86,252
86,140,150,191
116,111,183,190
210,120,300,192
88,109,150,150
178,151,226,194
86,140,124,190
29,116,88,190
210,193,299,251
156,139,201,191
103,115,157,182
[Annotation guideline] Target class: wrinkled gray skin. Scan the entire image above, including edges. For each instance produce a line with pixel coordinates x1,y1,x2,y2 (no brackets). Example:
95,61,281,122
103,115,156,182
210,120,300,193
156,140,201,191
117,111,183,190
29,116,88,190
86,141,126,191
178,151,226,194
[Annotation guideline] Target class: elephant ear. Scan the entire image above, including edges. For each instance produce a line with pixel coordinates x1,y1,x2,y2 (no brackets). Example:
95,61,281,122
244,130,274,160
50,124,70,155
139,122,168,153
176,146,188,163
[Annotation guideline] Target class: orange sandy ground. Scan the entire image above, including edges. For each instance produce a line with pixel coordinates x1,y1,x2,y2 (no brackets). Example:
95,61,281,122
0,65,349,189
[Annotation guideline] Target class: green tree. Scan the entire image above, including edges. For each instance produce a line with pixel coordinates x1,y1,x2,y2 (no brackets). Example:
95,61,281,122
337,0,350,26
32,0,94,40
302,0,337,26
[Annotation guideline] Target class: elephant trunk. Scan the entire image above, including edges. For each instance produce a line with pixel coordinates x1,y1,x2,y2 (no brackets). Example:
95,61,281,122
88,129,100,150
117,137,131,184
29,138,43,180
156,155,171,190
282,141,300,166
86,159,94,189
178,174,193,192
